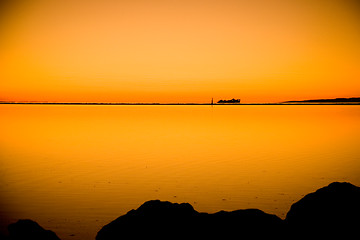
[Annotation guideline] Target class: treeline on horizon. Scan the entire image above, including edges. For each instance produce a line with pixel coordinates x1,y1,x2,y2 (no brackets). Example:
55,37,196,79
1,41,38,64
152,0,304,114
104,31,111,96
284,97,360,103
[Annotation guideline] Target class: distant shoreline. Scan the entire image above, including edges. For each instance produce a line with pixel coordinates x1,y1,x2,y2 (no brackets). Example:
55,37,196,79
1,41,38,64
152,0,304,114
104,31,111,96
0,102,359,105
284,97,360,104
1,97,360,105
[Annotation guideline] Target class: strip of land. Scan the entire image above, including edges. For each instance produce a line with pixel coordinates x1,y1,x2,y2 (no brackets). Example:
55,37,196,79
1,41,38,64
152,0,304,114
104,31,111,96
283,97,360,104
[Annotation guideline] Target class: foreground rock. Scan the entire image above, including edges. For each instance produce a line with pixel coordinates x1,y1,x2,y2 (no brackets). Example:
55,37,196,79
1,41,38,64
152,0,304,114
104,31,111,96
285,182,360,238
7,219,60,240
96,200,284,239
97,182,360,240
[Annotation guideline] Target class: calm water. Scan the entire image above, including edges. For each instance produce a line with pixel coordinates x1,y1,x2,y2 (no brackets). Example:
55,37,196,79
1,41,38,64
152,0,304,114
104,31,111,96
1,105,360,239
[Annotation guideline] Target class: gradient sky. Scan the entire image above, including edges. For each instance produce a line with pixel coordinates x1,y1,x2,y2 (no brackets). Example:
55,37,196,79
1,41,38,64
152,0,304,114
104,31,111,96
1,0,359,103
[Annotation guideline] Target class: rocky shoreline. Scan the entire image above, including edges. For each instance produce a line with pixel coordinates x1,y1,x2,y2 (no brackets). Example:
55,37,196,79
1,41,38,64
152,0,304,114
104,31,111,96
4,182,360,239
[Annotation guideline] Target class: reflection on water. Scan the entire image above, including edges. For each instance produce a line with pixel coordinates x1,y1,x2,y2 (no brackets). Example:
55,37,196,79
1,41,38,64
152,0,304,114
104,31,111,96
0,105,360,239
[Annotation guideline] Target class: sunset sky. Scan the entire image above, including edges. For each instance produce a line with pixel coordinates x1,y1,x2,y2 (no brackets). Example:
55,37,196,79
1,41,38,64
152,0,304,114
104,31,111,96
1,0,359,103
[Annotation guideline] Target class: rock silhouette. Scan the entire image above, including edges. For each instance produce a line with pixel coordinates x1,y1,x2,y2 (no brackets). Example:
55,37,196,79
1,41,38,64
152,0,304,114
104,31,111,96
7,219,60,240
96,200,283,240
97,182,360,240
4,182,360,239
285,182,360,238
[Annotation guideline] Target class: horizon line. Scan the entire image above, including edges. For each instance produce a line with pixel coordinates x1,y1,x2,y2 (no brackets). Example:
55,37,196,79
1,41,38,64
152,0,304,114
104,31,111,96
1,101,359,106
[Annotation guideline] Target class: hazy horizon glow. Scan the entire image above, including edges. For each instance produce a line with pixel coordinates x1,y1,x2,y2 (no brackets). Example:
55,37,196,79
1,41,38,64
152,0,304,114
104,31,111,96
1,0,360,103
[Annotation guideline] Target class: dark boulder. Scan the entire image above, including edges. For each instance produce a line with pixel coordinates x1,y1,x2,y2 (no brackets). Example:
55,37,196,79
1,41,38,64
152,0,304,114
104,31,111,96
96,200,284,240
285,182,360,238
8,219,60,240
205,208,284,239
96,200,199,240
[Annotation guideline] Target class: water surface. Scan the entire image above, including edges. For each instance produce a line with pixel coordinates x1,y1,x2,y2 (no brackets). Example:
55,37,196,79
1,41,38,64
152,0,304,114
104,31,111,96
1,105,359,239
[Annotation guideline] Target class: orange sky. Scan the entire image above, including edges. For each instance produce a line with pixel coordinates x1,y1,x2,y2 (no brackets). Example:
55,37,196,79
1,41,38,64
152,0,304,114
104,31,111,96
1,0,359,103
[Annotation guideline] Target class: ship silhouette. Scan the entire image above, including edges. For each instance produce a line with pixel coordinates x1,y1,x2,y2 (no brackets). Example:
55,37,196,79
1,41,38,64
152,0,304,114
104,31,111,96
217,98,241,103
